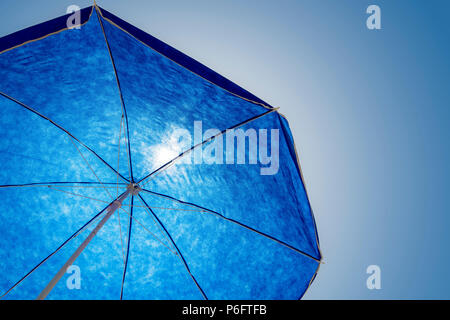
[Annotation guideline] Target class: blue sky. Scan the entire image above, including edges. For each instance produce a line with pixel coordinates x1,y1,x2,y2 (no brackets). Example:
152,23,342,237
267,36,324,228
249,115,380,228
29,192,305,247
1,0,449,299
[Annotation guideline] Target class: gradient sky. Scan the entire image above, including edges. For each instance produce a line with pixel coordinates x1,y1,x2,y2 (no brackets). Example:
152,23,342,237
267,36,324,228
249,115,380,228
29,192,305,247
1,0,449,299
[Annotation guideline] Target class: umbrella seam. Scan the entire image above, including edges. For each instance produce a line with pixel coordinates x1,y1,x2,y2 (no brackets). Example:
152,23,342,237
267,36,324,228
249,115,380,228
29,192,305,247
139,194,208,300
95,4,134,182
141,188,320,263
0,91,130,183
277,112,323,261
136,195,177,251
120,194,133,300
96,6,274,113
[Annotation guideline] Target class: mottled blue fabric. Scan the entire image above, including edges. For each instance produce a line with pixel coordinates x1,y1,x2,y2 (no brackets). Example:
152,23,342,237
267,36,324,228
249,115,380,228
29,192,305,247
98,7,273,109
0,7,320,300
0,7,93,54
143,112,320,260
100,16,267,180
0,8,129,180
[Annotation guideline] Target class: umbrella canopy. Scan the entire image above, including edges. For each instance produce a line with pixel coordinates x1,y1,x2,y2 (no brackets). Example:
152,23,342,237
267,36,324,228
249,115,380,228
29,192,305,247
0,5,321,300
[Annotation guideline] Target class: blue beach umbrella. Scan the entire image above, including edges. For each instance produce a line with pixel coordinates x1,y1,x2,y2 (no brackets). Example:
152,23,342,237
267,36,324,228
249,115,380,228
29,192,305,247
0,4,321,300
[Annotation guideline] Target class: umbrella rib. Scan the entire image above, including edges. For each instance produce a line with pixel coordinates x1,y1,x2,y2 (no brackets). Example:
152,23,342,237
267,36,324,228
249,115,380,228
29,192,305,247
141,189,321,263
95,4,134,182
0,91,129,183
47,186,109,204
138,194,208,300
136,195,176,251
120,195,133,300
0,203,110,299
137,107,279,185
21,185,122,190
116,210,126,266
68,137,115,201
118,206,177,255
0,183,167,208
0,181,127,189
